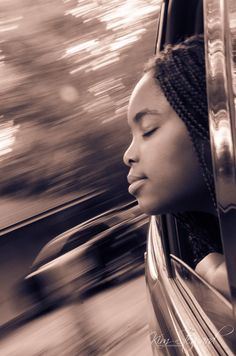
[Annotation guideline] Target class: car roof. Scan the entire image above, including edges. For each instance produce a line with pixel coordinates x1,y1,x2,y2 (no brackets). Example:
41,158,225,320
32,201,141,268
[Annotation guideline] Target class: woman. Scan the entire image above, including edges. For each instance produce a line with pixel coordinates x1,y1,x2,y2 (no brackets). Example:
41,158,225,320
123,36,230,298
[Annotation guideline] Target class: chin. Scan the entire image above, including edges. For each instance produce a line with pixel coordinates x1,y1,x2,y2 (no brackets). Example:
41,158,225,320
137,196,181,216
137,199,165,216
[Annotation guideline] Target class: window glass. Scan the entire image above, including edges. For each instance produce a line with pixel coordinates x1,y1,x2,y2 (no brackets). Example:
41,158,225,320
61,223,108,254
148,0,236,351
151,216,236,353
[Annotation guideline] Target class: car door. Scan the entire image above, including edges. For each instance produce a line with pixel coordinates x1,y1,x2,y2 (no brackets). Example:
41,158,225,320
145,0,236,355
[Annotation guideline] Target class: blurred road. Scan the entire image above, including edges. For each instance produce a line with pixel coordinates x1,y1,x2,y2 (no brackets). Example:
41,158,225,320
0,274,152,356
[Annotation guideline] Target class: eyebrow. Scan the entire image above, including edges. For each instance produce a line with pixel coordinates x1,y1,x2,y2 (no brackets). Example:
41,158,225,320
133,109,160,124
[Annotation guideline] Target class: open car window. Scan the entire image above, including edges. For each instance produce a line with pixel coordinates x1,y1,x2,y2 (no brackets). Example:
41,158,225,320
149,0,236,353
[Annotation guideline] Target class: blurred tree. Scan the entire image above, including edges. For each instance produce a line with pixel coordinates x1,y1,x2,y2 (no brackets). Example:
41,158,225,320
0,0,159,199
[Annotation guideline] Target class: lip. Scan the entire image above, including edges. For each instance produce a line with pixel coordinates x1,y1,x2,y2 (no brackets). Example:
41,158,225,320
127,174,147,184
127,174,147,195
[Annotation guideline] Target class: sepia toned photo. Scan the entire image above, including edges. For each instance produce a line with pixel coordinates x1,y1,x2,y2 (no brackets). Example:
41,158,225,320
0,0,236,355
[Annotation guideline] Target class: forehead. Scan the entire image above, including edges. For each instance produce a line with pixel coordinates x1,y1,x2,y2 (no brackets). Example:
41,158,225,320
128,72,168,123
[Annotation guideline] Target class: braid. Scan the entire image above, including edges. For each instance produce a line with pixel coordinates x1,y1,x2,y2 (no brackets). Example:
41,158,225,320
145,35,216,208
156,65,207,139
144,35,222,264
155,43,209,139
172,54,209,131
175,212,222,267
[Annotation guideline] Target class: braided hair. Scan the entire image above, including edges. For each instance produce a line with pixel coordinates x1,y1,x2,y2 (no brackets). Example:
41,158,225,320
144,35,222,267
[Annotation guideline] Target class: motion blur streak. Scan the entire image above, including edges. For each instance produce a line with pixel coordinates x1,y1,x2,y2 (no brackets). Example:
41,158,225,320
0,121,19,160
0,0,159,213
0,0,159,354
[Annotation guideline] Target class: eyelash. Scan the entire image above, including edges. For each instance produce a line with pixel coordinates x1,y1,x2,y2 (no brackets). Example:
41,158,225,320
142,128,157,138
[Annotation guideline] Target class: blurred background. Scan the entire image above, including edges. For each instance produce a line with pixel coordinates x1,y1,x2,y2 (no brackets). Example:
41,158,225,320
0,0,161,354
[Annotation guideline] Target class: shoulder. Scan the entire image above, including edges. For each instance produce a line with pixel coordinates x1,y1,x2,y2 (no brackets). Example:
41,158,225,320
195,252,230,298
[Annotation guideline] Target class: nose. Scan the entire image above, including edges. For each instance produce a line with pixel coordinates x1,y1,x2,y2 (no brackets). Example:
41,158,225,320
123,139,138,167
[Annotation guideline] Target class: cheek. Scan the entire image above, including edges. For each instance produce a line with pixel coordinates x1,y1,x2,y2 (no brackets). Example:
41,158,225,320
140,130,201,195
135,121,206,214
163,126,199,177
140,130,188,178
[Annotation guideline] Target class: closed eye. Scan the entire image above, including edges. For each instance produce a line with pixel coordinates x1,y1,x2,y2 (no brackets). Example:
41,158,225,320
142,128,157,138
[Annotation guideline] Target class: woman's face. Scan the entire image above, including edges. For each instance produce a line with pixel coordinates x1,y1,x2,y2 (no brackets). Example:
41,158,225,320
123,72,210,215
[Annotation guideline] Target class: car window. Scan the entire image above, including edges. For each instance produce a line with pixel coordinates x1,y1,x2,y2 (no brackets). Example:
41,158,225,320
148,0,236,353
155,0,235,293
31,222,108,268
93,224,147,263
60,223,108,254
149,215,236,353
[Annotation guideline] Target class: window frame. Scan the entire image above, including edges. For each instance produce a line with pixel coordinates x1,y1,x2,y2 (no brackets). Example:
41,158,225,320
203,0,236,316
151,0,236,349
156,0,236,299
